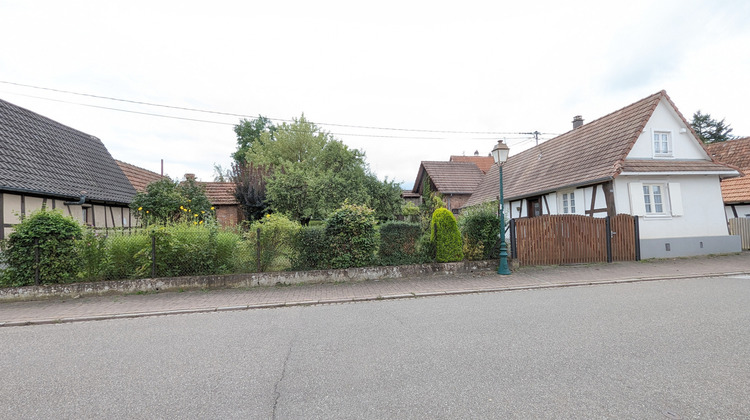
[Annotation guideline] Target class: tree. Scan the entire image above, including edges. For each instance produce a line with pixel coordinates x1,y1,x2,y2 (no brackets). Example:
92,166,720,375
691,110,736,144
232,116,275,166
130,177,214,226
242,115,403,222
233,163,272,222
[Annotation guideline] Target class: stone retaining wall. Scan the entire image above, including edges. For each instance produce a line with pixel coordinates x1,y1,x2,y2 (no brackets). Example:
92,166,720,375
0,260,498,302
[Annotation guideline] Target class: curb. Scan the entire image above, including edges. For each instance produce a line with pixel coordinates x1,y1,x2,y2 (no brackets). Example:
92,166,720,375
2,271,748,328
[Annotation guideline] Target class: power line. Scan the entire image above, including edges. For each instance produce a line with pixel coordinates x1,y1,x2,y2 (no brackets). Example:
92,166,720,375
0,80,559,137
4,90,529,142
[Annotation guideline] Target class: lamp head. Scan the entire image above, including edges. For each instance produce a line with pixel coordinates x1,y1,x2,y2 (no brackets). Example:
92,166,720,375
491,140,510,164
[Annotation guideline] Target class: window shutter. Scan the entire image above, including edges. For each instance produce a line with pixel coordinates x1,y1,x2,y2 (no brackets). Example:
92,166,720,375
629,182,645,216
668,182,683,216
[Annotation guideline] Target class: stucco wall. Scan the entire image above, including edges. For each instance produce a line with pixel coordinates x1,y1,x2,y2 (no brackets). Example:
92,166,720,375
627,101,708,160
613,175,728,239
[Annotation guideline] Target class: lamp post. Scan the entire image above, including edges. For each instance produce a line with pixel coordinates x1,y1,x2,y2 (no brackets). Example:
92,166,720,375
491,140,511,275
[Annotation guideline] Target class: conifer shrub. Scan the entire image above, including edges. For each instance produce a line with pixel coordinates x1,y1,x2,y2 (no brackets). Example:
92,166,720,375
326,203,378,269
430,208,464,263
378,221,422,265
1,208,83,286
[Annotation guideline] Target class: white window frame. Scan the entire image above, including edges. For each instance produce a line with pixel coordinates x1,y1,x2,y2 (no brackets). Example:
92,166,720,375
560,190,576,214
652,130,673,158
629,181,682,218
642,183,667,215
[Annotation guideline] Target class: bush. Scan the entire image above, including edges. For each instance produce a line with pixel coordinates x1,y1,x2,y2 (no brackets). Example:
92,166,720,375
459,207,500,260
430,208,463,263
1,208,83,286
79,228,109,281
378,221,422,265
240,214,301,272
292,225,329,270
326,203,378,269
104,232,152,280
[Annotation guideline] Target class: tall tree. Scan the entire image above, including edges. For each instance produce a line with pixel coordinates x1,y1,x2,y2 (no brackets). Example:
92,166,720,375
232,116,275,166
242,115,403,222
691,110,736,144
233,162,271,222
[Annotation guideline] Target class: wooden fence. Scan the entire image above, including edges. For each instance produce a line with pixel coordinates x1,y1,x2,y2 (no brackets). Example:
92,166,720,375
728,218,750,250
510,214,638,266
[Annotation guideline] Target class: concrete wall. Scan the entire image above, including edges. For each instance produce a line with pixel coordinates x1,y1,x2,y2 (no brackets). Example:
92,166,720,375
640,235,741,259
0,260,497,302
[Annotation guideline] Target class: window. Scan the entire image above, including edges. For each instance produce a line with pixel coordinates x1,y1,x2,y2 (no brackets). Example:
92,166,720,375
642,184,665,214
653,131,672,157
562,192,576,214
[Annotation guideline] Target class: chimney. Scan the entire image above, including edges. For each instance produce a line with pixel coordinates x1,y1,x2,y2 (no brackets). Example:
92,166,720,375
572,115,584,129
185,173,196,181
474,150,479,156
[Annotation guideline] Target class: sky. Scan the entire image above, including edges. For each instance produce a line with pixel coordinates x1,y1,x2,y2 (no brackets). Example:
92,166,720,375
1,0,749,190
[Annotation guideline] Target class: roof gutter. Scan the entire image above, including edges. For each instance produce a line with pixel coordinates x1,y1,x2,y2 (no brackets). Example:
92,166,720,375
63,195,87,206
0,186,82,201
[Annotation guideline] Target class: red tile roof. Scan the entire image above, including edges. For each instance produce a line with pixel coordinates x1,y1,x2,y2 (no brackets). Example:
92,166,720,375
707,137,750,204
200,182,238,206
465,90,738,209
449,155,495,173
115,160,165,193
413,161,484,195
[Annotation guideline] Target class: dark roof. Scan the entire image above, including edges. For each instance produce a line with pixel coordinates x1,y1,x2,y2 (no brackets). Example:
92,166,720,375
465,90,737,208
115,160,165,193
707,137,750,204
0,98,136,204
449,155,495,173
413,161,484,195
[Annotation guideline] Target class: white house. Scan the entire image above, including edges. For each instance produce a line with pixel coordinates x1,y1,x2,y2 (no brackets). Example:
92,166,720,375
464,90,741,259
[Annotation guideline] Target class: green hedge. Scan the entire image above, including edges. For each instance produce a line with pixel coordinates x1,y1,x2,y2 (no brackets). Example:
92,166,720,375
378,221,422,265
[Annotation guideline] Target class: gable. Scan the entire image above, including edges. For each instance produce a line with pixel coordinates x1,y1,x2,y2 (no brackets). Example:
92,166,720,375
413,161,484,195
626,100,710,160
0,98,136,204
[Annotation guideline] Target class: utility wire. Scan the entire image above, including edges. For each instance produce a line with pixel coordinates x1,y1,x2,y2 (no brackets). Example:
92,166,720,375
0,80,559,137
4,90,536,142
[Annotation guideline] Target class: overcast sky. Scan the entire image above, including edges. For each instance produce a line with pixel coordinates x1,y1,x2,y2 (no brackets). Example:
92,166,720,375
1,0,749,189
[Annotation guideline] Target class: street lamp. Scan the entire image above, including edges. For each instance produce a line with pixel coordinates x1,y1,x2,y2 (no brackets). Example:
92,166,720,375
491,140,511,275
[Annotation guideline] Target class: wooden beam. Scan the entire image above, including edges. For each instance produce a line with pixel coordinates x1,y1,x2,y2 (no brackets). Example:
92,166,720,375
603,181,616,218
588,185,598,217
0,193,4,240
543,195,551,215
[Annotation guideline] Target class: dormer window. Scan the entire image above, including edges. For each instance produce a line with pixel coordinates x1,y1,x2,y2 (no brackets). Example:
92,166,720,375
653,131,672,157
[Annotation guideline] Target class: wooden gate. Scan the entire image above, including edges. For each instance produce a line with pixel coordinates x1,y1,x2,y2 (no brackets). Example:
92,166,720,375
511,214,638,266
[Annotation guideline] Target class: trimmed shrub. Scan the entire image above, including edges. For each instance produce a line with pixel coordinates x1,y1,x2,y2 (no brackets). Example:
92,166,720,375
378,221,422,265
459,207,501,260
430,208,463,263
292,225,329,270
240,214,301,272
326,204,378,269
1,208,83,286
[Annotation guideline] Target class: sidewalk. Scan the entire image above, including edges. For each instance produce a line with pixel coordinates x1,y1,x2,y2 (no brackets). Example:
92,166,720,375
2,253,749,327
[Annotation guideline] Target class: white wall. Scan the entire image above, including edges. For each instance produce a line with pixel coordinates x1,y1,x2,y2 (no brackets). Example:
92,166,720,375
613,175,728,239
627,101,709,160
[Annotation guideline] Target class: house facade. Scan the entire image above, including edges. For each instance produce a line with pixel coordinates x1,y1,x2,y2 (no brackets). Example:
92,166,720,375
1,98,136,239
412,161,484,214
465,90,740,258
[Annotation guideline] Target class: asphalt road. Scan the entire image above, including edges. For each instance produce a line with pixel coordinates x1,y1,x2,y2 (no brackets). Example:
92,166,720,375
1,275,749,419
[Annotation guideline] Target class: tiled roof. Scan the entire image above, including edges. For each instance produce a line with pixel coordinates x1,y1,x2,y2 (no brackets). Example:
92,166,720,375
465,90,735,209
449,155,495,173
707,137,750,203
413,161,484,195
0,98,136,204
200,182,238,205
115,160,165,192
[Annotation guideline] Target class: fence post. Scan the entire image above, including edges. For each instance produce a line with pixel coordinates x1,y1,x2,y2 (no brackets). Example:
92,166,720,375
151,234,156,278
256,227,262,273
509,218,517,259
34,237,40,285
634,216,641,261
605,216,612,263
